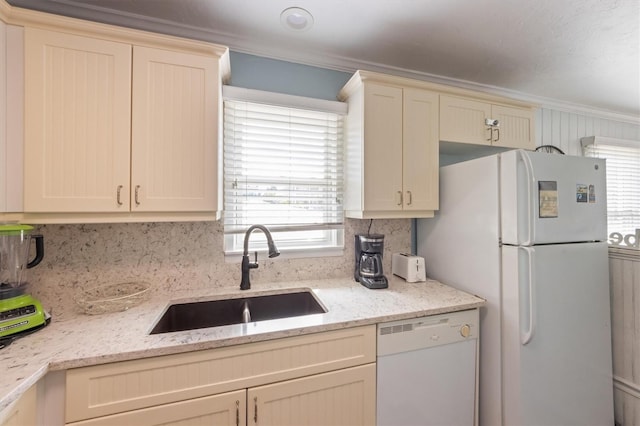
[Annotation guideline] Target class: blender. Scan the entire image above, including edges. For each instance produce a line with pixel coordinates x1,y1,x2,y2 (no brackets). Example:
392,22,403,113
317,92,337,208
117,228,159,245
0,224,48,339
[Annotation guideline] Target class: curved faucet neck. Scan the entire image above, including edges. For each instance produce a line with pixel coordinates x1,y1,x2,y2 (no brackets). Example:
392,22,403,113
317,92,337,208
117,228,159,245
243,224,271,255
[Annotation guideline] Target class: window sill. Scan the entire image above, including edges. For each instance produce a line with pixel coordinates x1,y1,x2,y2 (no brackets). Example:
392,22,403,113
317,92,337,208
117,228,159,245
224,247,345,263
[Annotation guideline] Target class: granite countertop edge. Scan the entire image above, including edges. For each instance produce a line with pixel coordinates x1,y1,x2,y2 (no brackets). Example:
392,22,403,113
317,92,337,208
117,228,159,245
0,276,485,416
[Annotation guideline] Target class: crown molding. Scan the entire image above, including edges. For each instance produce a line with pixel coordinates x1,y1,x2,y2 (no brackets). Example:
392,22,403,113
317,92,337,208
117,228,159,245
231,43,640,125
0,0,12,22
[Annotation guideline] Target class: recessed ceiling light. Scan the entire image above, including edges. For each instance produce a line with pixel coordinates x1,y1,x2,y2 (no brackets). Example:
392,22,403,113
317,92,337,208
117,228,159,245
280,7,314,31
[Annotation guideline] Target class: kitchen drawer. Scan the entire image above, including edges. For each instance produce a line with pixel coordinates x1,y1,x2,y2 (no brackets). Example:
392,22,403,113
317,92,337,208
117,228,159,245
67,390,246,426
66,325,376,422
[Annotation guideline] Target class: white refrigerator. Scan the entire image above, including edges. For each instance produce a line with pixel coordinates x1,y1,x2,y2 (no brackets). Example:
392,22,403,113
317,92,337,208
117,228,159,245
416,149,614,426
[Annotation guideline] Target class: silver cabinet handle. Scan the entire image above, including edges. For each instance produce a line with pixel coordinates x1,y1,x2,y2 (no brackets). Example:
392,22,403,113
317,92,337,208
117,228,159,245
396,190,403,206
406,190,412,205
235,400,240,426
135,185,141,206
116,185,123,206
485,118,500,142
253,397,258,423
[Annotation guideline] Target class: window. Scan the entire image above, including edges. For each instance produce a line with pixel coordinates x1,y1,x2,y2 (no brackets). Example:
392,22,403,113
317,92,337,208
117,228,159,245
222,86,347,256
582,136,640,249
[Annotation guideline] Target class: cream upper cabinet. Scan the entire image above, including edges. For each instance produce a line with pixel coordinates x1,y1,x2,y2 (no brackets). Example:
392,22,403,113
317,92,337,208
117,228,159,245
131,46,218,212
361,83,403,213
341,72,439,219
2,24,23,215
403,88,439,212
440,95,535,150
490,104,535,149
22,22,227,220
24,27,132,213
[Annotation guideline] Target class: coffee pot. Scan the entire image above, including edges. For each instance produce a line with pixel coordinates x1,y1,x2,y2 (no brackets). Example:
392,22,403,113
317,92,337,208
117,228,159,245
354,234,388,289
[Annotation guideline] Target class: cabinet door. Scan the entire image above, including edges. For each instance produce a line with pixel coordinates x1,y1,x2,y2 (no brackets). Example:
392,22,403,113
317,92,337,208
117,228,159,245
248,364,376,426
491,104,534,149
4,25,24,213
1,384,36,426
439,95,492,146
362,83,403,212
403,88,439,211
131,46,218,212
67,390,246,426
0,19,6,213
24,28,132,212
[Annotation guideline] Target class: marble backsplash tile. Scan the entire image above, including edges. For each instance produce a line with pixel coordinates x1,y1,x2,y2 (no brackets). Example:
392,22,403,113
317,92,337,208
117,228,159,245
26,219,411,320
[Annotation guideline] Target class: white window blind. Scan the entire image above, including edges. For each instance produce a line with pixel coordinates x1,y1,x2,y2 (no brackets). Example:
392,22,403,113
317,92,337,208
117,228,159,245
582,136,640,239
223,90,345,254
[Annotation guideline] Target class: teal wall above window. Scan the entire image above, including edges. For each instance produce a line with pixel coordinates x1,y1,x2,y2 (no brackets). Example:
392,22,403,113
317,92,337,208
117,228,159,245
228,52,351,101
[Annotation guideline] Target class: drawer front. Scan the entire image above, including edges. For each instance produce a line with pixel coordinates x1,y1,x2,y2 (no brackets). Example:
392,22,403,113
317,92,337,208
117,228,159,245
67,390,246,426
66,325,376,422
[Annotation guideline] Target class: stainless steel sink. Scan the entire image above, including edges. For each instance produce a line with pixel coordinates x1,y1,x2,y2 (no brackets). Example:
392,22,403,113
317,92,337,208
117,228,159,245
150,290,327,334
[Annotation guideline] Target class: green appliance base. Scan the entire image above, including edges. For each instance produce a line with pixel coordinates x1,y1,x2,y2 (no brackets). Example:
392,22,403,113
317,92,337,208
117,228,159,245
0,294,48,338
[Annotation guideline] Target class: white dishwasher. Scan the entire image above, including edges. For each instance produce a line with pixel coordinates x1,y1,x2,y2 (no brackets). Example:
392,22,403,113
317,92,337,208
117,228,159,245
377,309,479,426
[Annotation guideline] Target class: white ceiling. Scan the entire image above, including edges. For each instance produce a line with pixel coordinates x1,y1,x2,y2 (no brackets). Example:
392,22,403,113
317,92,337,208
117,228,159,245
7,0,640,118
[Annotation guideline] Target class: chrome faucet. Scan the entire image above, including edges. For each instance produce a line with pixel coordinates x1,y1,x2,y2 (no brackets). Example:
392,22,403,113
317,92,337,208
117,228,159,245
240,224,280,290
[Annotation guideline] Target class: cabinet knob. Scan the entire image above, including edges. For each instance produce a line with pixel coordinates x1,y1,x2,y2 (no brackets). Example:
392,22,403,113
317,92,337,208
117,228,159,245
460,324,471,338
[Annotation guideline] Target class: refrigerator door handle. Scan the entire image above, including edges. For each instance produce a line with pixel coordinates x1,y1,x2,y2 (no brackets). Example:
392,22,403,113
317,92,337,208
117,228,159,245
520,246,536,345
517,150,536,246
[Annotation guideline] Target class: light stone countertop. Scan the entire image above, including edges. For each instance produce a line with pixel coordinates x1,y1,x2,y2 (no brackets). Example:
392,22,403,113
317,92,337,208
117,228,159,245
0,276,484,415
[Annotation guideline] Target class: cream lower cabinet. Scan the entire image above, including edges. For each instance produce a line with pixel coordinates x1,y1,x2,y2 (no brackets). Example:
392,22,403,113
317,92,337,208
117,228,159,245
0,384,37,426
65,326,376,426
440,95,535,150
249,364,375,426
340,72,439,219
23,24,226,217
68,390,246,426
69,365,375,426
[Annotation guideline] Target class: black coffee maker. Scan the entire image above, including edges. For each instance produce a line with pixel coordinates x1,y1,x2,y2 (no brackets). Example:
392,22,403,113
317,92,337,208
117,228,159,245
354,234,388,289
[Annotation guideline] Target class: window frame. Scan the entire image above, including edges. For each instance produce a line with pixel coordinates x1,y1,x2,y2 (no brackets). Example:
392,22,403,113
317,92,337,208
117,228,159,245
222,86,347,259
581,135,640,252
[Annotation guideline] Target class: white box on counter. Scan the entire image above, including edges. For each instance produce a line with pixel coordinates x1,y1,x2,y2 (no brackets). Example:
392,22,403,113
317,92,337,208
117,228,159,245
391,253,426,282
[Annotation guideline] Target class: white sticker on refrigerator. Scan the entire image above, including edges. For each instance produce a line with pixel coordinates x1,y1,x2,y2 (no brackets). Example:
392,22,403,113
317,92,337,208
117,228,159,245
576,184,588,203
588,185,596,203
539,181,558,218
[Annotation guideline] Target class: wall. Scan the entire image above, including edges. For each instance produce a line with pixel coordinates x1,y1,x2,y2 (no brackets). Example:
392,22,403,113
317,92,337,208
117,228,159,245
228,52,351,101
535,107,640,153
28,219,410,321
610,249,640,426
